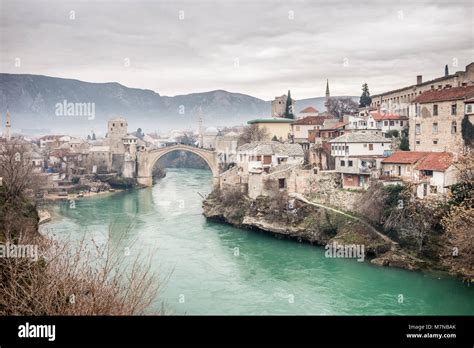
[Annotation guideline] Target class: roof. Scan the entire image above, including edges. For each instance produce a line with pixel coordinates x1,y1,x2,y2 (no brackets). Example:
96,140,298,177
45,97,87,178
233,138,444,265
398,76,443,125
238,141,304,157
329,133,390,143
293,116,334,126
415,152,454,172
247,118,294,124
300,106,318,113
370,111,408,121
204,127,219,135
90,145,110,152
371,66,472,98
412,85,474,104
327,121,348,130
382,151,431,164
123,134,138,140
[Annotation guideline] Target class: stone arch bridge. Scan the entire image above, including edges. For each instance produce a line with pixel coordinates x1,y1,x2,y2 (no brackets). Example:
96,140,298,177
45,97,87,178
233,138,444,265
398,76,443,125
136,144,219,186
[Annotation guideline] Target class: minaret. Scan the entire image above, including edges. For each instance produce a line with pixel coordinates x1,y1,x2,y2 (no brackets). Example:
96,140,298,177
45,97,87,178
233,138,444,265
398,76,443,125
4,110,11,142
325,79,330,113
198,107,203,148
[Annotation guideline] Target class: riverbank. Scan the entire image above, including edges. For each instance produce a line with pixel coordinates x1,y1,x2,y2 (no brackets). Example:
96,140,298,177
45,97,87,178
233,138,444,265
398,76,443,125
202,187,456,277
43,188,124,201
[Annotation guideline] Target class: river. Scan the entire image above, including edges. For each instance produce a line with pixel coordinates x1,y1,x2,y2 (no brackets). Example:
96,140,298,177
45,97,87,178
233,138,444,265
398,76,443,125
41,168,474,315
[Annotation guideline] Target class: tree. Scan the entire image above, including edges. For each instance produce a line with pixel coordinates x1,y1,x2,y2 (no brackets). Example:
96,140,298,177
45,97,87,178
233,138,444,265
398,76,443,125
359,83,372,107
445,64,449,77
87,135,91,140
238,124,269,146
461,114,474,148
92,132,96,141
136,128,144,139
328,97,358,119
0,140,43,205
177,132,197,146
284,90,294,119
399,128,410,151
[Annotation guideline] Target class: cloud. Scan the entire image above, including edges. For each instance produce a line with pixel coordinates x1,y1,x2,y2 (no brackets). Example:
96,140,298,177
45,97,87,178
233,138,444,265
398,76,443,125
1,0,472,99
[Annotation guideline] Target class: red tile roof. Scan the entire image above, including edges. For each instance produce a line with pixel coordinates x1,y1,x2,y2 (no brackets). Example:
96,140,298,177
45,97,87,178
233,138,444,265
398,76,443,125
300,106,318,113
327,121,348,130
294,115,334,125
415,152,454,172
382,151,431,164
412,85,474,104
370,111,408,121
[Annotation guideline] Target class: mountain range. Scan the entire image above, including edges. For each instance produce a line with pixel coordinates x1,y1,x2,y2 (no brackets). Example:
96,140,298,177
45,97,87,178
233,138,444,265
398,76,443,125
0,73,356,136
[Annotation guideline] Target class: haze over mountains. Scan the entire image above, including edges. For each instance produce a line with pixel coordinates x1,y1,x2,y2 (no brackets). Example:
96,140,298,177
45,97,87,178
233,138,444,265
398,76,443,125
0,73,355,136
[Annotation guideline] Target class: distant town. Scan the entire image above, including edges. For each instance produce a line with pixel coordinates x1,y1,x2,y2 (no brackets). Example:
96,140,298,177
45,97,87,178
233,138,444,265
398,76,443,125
1,62,473,202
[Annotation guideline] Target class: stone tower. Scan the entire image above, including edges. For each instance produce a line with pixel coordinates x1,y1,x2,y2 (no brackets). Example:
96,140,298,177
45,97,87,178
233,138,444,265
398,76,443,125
4,110,11,141
325,79,330,113
122,135,138,178
107,117,128,154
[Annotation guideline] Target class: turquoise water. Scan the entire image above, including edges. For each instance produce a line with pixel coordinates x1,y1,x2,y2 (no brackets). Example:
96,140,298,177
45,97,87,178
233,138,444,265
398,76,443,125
41,168,474,315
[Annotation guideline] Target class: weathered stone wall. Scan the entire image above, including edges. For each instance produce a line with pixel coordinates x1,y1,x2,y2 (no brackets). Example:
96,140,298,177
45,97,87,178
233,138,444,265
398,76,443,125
304,171,364,212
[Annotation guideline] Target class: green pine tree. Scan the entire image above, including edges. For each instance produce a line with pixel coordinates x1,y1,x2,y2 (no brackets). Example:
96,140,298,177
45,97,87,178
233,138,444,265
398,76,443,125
461,114,474,147
285,90,294,119
359,83,372,107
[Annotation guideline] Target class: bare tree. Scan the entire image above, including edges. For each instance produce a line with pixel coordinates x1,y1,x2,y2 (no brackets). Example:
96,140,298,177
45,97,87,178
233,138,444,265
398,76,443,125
0,140,42,204
238,124,269,146
328,97,358,119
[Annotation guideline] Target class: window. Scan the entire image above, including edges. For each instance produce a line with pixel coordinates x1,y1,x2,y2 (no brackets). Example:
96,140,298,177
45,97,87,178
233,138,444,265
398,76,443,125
430,185,438,194
416,140,420,145
121,123,123,126
432,123,438,134
345,146,349,154
415,124,421,134
389,121,395,126
400,121,404,126
433,104,438,116
368,144,373,151
433,140,438,145
348,160,353,167
278,178,286,189
466,104,473,113
451,121,457,134
384,121,388,126
341,160,345,167
451,103,457,115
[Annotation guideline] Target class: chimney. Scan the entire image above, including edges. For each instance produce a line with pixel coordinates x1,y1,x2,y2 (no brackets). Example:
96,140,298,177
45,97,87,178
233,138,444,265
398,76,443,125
416,75,422,85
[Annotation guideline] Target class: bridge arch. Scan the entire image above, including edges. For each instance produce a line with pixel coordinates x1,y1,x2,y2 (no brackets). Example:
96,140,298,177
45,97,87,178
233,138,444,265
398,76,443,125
136,144,219,186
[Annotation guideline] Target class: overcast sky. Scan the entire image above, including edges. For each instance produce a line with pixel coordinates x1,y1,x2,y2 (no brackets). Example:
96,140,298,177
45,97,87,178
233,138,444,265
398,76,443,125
1,0,473,99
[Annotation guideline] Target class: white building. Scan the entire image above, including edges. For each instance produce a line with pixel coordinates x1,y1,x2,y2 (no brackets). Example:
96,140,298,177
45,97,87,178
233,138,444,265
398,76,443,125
237,141,304,174
381,151,457,198
329,133,392,189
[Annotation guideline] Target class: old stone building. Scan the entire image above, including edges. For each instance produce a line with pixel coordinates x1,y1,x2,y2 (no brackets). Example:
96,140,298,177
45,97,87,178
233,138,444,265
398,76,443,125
271,94,296,118
106,116,128,173
409,85,474,153
370,62,474,116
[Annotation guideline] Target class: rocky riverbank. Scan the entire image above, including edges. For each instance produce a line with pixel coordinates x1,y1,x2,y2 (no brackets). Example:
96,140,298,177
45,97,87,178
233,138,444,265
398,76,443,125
202,187,426,272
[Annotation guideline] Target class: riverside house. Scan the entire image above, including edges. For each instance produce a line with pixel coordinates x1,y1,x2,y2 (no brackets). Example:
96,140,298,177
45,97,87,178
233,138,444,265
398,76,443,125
237,141,304,175
330,133,392,189
381,151,457,198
